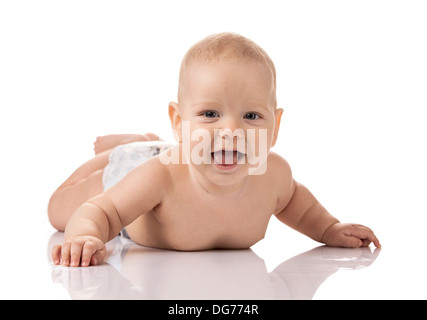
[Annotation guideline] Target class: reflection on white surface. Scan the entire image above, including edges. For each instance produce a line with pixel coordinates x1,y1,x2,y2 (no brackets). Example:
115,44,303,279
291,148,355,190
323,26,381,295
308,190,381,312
47,232,380,300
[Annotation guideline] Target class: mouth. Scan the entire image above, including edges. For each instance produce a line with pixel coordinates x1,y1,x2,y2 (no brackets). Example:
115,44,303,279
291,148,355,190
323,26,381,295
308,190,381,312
211,150,245,170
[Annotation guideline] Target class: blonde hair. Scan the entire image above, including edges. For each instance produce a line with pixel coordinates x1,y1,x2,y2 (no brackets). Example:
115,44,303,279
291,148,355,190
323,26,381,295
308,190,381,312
178,32,277,106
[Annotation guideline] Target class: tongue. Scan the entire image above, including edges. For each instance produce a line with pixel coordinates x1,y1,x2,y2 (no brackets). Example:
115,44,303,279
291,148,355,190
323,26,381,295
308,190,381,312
214,151,237,165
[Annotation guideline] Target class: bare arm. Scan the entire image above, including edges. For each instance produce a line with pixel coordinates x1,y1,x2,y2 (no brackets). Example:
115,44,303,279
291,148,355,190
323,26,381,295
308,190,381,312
273,157,380,248
276,180,340,243
52,202,113,267
52,157,171,267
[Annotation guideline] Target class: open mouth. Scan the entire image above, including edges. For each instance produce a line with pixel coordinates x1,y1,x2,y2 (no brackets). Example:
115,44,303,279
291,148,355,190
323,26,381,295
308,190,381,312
211,150,245,168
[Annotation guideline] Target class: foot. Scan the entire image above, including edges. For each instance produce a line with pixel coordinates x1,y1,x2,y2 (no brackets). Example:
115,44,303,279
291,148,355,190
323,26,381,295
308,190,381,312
93,133,161,155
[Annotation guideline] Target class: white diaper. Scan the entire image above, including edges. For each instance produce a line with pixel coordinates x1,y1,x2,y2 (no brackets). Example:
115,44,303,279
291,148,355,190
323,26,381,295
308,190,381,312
103,141,173,191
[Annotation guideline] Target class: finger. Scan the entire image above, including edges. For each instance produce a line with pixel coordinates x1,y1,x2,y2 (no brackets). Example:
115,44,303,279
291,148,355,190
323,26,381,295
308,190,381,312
349,227,381,248
52,245,62,265
358,226,380,247
342,235,363,248
372,234,381,248
81,241,98,267
70,240,85,267
90,246,107,266
361,238,372,247
61,241,72,266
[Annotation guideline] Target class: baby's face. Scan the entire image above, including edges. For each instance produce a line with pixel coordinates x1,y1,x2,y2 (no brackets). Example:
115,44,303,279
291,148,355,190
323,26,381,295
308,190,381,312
170,59,282,187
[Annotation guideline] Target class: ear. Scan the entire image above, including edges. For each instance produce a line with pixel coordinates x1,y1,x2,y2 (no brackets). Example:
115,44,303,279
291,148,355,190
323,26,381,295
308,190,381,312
168,102,182,143
271,108,283,147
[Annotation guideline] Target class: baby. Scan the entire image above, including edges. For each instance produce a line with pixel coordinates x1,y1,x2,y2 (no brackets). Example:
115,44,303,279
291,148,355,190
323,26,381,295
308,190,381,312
49,33,380,267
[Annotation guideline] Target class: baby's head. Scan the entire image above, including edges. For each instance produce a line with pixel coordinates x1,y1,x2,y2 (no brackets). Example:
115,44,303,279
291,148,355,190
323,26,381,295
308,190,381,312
168,33,283,186
177,32,277,107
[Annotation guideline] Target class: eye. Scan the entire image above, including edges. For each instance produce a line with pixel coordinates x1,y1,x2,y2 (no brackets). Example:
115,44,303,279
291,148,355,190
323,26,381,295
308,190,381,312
203,111,220,118
244,112,260,120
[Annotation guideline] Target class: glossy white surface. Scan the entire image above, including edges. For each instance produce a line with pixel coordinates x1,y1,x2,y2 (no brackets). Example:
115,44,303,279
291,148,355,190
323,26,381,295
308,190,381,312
1,0,426,300
2,214,427,300
47,232,382,300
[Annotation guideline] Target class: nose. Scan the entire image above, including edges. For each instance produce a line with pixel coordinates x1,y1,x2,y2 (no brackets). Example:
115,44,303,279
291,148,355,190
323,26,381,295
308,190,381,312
218,117,244,139
218,128,245,139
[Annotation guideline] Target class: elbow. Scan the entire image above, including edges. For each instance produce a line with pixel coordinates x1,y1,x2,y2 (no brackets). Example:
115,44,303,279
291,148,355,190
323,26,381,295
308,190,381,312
47,192,67,232
48,210,66,232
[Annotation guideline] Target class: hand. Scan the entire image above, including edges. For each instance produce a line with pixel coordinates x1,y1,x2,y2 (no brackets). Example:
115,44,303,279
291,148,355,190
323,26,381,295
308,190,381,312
52,236,107,267
322,223,381,248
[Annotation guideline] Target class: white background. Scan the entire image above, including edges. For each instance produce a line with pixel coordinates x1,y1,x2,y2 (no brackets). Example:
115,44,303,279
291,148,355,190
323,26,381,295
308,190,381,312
0,0,426,299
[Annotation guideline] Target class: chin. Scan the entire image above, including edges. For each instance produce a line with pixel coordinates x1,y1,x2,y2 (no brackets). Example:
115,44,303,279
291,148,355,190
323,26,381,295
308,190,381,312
205,164,250,186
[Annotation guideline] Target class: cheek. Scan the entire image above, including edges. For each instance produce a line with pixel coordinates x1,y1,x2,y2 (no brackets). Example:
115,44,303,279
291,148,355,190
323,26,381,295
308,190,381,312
246,128,271,156
185,127,214,164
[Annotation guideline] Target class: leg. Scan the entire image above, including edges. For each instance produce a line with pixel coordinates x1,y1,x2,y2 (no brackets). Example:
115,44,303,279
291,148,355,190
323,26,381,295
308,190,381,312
48,133,160,231
48,149,111,231
93,133,160,155
48,133,162,231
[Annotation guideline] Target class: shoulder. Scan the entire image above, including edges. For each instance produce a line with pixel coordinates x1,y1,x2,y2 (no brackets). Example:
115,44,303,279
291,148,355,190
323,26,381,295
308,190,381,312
265,152,295,214
114,153,173,199
266,151,292,180
100,151,175,225
142,154,174,190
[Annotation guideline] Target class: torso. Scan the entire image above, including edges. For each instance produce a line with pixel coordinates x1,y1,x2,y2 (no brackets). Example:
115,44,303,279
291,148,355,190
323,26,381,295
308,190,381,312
125,152,291,251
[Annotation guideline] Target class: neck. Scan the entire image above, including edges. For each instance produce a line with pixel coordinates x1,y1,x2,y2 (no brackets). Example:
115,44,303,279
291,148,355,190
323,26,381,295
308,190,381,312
187,163,249,197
